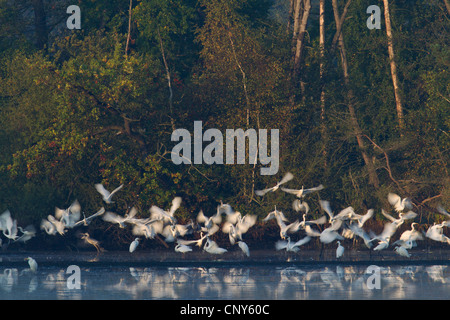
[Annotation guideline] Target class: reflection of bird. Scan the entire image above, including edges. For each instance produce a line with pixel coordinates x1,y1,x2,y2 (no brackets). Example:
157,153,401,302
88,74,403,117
25,257,38,272
95,183,124,204
129,238,140,253
255,172,294,196
281,184,324,198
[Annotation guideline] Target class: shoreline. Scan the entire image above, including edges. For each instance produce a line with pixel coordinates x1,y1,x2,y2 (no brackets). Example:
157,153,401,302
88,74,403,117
2,248,450,267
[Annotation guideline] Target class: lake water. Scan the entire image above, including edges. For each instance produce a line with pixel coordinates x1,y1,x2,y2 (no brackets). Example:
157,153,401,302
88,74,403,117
1,263,449,300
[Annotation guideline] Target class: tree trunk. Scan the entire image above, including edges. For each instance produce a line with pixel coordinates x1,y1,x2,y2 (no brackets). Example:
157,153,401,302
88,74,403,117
32,0,48,50
319,0,327,167
332,0,380,188
383,0,404,132
292,0,311,82
443,0,450,15
125,0,133,56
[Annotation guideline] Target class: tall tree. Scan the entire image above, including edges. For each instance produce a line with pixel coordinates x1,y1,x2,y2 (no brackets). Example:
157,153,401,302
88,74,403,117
332,0,379,188
383,0,404,132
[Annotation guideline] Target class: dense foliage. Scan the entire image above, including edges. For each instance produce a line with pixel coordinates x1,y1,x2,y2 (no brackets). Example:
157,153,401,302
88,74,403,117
0,0,448,249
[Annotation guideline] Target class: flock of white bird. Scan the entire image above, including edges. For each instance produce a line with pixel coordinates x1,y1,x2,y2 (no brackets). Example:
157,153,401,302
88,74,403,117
2,172,450,272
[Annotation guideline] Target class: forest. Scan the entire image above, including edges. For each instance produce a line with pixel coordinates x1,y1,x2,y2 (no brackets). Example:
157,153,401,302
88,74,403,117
0,0,448,250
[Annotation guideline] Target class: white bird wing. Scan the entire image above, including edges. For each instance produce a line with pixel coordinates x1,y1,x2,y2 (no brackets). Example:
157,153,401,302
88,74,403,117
255,187,274,196
238,241,250,257
109,184,124,197
54,207,67,220
387,192,401,207
304,225,321,237
437,204,450,218
381,209,396,222
278,172,294,186
305,215,328,225
69,200,81,215
275,240,288,251
280,187,302,195
102,211,124,224
95,183,111,198
303,184,325,195
293,236,311,247
196,210,207,224
359,209,374,225
319,200,334,220
169,197,182,216
401,210,417,221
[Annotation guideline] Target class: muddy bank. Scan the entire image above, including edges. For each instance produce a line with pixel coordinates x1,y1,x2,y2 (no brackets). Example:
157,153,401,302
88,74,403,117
2,248,450,268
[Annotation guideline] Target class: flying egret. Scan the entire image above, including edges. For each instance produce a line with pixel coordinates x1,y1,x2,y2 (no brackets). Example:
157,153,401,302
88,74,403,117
255,172,294,196
381,209,417,228
25,257,38,272
388,192,413,213
281,184,324,198
0,210,18,240
55,200,81,228
149,197,182,225
336,241,344,259
425,222,450,244
95,183,124,204
73,207,105,227
129,238,140,253
275,236,311,252
15,225,36,243
292,199,310,213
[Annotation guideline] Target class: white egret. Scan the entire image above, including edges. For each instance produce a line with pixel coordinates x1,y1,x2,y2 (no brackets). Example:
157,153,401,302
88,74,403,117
177,232,208,248
394,246,411,258
262,206,289,223
275,236,311,252
0,210,18,240
397,222,423,248
203,238,227,254
388,192,413,213
73,207,105,227
15,225,36,243
197,210,222,234
175,243,192,253
25,257,38,272
319,220,344,244
95,183,124,204
80,233,104,253
281,184,324,198
55,200,81,228
351,209,374,228
255,172,294,196
102,208,137,228
336,241,344,259
425,222,450,244
237,241,250,257
129,238,140,253
149,197,182,225
292,199,310,213
40,218,57,236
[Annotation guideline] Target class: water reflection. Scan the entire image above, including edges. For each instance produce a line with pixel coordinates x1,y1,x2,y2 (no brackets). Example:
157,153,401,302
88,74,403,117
0,264,449,299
